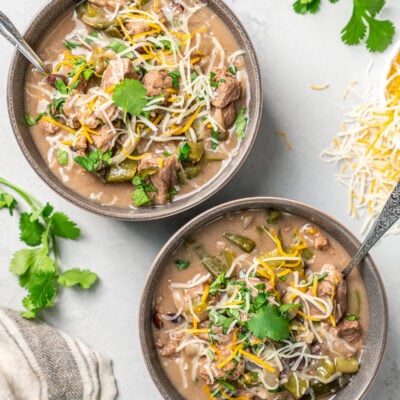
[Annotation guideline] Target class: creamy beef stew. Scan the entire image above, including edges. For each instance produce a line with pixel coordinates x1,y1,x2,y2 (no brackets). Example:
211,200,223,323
25,0,248,208
153,209,367,400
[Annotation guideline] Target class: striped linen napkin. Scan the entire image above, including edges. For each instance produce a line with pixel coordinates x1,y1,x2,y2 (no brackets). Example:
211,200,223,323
0,307,117,400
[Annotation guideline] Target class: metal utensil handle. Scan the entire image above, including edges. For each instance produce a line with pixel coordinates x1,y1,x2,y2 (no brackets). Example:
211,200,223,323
343,181,400,278
0,11,49,75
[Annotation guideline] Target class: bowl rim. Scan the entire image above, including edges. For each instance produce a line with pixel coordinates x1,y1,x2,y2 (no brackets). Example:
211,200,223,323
7,0,263,221
139,196,388,400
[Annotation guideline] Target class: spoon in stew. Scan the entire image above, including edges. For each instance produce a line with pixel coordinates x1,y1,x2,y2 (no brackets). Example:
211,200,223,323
342,181,400,279
0,11,50,75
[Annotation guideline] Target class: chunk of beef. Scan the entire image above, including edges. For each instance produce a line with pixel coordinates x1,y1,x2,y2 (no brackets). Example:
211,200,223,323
211,102,236,131
198,345,245,384
211,68,242,108
88,0,128,11
138,153,180,205
314,232,330,250
92,125,114,152
143,70,173,98
330,319,362,344
38,119,61,135
74,134,88,156
101,58,139,91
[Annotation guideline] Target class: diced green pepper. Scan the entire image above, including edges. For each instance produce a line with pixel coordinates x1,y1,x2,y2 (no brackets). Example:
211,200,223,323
284,373,309,399
224,249,235,267
103,158,137,183
266,208,281,223
223,232,255,253
178,165,201,183
77,3,116,28
192,244,227,277
335,357,360,374
316,358,336,380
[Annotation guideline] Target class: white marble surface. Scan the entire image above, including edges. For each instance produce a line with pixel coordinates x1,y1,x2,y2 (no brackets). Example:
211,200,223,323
0,1,399,399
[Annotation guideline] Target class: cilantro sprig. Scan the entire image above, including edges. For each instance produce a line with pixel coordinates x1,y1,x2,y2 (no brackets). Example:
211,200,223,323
0,177,98,318
293,0,395,52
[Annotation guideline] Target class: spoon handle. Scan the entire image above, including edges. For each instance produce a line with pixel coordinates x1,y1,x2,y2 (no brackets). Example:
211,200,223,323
0,11,49,75
343,181,400,279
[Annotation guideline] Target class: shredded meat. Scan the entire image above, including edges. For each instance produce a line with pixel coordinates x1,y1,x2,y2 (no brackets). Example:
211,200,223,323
88,0,128,11
138,153,180,205
101,58,139,91
314,232,330,250
143,70,173,98
211,68,242,108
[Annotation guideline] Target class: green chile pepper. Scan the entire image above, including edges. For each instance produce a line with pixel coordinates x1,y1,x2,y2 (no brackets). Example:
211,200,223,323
223,232,255,253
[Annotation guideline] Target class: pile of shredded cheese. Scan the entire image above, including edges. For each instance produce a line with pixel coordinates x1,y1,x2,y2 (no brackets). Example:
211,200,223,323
320,58,400,234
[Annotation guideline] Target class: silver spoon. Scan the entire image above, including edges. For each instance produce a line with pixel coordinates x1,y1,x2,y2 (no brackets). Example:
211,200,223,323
343,181,400,279
0,11,50,75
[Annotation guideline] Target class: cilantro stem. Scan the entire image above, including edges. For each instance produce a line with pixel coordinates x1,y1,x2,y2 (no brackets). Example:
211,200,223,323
0,177,42,211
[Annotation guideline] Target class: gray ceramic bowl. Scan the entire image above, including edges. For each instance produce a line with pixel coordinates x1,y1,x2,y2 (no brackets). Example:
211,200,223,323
7,0,261,221
139,197,388,400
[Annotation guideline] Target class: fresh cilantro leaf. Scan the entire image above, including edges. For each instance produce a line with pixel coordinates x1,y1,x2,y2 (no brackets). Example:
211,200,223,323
107,40,134,59
190,71,198,82
251,292,268,312
52,97,65,113
211,129,220,151
279,303,303,314
209,273,226,295
57,149,69,166
51,212,81,240
64,41,79,50
74,149,112,172
341,7,367,45
24,112,45,126
0,176,98,318
19,212,45,247
55,79,67,95
0,192,17,215
228,65,237,75
24,270,57,310
209,309,235,333
58,268,98,289
82,69,94,80
169,70,181,90
175,259,190,270
346,314,359,321
11,247,56,283
132,175,156,207
235,107,247,138
247,304,290,341
210,72,218,88
178,142,191,161
365,18,395,52
293,0,321,14
113,79,148,118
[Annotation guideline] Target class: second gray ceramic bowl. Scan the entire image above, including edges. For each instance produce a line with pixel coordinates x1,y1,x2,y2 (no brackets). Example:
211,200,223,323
139,197,388,400
7,0,262,221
